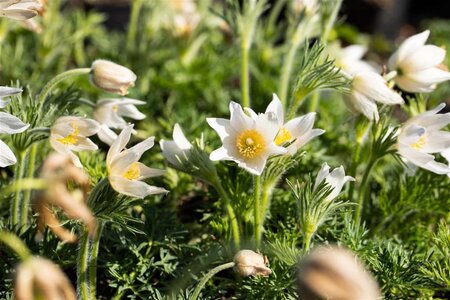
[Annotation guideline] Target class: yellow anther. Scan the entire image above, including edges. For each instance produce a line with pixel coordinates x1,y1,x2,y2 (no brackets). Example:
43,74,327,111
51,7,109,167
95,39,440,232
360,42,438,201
123,162,141,180
236,130,265,158
57,123,80,145
275,127,293,146
411,135,426,150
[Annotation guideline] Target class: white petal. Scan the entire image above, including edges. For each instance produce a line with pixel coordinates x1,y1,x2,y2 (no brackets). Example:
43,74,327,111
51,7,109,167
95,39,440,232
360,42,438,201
0,9,37,20
314,163,330,191
255,112,280,142
97,125,118,146
72,118,100,136
395,76,435,93
347,92,379,121
237,156,267,176
244,107,258,120
407,67,450,86
284,113,316,138
209,146,232,161
0,86,22,98
0,112,29,134
173,123,192,149
136,162,165,180
70,137,98,152
109,175,168,198
422,131,450,153
342,45,367,60
0,98,11,108
402,45,446,72
0,139,16,167
128,136,155,158
107,125,133,166
397,145,435,166
229,101,253,131
422,160,450,175
288,128,325,153
117,104,145,120
207,118,234,140
352,72,404,105
265,94,284,126
388,30,429,69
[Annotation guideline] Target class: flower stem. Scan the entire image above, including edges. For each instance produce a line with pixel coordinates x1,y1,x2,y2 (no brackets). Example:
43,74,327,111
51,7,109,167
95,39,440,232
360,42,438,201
11,151,26,229
254,175,262,249
77,230,90,300
303,231,313,253
354,158,378,224
89,221,104,299
241,42,250,108
0,231,31,261
19,145,37,234
347,141,361,203
189,262,235,300
38,68,91,112
127,0,144,51
279,41,300,108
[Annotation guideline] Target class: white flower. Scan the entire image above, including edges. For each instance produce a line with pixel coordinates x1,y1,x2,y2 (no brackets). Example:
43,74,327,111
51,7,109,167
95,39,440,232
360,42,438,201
397,103,450,175
388,30,450,93
107,125,167,198
160,123,192,169
345,71,404,121
264,94,324,155
93,98,146,146
336,45,378,75
313,163,354,201
207,101,287,175
291,0,317,16
0,87,29,167
90,60,137,96
49,116,100,168
0,0,42,20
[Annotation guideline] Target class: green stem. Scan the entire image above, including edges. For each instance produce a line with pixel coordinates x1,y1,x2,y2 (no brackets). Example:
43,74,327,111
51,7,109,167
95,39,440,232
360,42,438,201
354,158,378,224
19,145,37,234
77,230,90,300
307,91,320,113
213,178,240,250
347,141,361,203
279,41,299,108
303,231,312,253
241,42,250,108
127,0,144,51
189,262,235,300
38,68,91,112
89,221,104,299
11,151,26,229
0,231,31,261
254,175,261,249
321,0,342,44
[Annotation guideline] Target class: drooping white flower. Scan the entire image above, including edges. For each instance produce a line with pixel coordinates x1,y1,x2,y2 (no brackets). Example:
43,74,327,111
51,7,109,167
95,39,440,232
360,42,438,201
397,103,450,175
336,45,378,75
49,116,100,168
93,98,146,145
264,94,324,155
345,71,404,121
207,101,287,175
0,86,22,108
388,30,450,93
90,60,137,96
107,125,167,198
313,163,354,201
160,123,192,169
0,0,42,20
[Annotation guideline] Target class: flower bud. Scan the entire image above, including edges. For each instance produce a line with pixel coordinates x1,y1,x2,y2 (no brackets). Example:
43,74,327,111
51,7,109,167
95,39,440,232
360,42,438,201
233,250,272,277
15,257,76,300
90,59,137,96
297,246,380,300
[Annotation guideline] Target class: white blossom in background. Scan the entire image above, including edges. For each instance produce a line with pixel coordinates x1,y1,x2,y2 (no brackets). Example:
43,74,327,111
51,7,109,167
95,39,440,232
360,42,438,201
207,101,286,175
0,0,42,20
397,103,450,175
160,123,192,169
107,125,167,198
49,116,100,168
388,30,450,93
93,98,146,145
168,0,200,36
313,163,354,201
0,87,29,167
90,60,137,95
291,0,318,16
336,45,378,75
345,71,404,121
263,94,324,155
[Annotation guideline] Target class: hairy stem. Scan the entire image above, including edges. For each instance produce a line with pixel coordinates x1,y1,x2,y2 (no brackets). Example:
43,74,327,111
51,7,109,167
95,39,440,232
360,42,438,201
354,158,378,224
347,141,361,203
11,151,26,229
189,262,235,300
303,231,313,253
77,230,90,300
241,42,250,108
127,0,144,51
254,175,262,249
89,221,104,299
0,231,31,261
19,145,37,234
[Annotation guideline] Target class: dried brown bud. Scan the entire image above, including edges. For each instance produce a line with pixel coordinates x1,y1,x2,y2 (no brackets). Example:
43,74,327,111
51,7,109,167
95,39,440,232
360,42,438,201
34,152,96,243
15,257,76,300
90,59,137,96
233,250,272,277
297,246,381,300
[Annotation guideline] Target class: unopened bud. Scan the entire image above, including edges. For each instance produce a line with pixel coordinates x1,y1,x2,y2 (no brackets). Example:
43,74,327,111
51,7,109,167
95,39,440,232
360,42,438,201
91,59,137,96
233,250,272,277
297,246,380,300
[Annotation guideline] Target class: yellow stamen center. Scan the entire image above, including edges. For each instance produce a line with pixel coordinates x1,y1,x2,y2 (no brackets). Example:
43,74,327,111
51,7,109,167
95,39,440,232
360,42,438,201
275,127,293,146
112,105,119,112
236,130,265,158
123,162,141,180
411,135,427,150
57,123,80,145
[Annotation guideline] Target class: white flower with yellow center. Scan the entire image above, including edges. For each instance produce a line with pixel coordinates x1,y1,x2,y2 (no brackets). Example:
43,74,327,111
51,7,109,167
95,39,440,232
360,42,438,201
160,123,192,169
345,71,404,121
0,0,42,20
93,98,146,146
335,45,378,75
263,94,324,155
107,125,167,198
397,103,450,175
314,163,355,201
388,30,450,93
49,116,100,168
207,101,286,175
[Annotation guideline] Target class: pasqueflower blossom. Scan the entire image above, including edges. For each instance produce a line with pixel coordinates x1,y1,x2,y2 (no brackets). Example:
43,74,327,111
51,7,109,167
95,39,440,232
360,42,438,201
345,71,404,121
90,60,137,95
0,88,29,167
207,101,287,175
160,123,192,169
93,98,145,145
335,45,378,75
314,163,354,201
264,94,324,155
388,30,450,93
291,0,317,16
49,116,100,168
0,0,42,20
106,125,167,198
397,103,450,175
233,250,272,277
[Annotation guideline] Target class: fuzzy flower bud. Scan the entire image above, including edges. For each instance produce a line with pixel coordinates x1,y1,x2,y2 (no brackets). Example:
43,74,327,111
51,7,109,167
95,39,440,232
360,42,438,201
90,59,137,96
15,257,76,300
297,246,380,300
233,250,272,277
